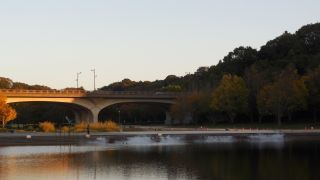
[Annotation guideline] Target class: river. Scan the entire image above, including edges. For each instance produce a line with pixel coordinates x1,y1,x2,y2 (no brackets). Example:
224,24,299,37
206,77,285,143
0,134,319,180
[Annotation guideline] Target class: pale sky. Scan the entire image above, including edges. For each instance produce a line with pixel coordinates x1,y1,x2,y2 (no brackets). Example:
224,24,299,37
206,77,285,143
0,0,319,90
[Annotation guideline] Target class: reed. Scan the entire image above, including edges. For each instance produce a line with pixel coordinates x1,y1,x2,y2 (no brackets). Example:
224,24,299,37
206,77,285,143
75,120,120,132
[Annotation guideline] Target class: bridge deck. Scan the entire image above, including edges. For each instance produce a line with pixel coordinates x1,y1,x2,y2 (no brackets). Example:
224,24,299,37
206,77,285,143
0,89,182,99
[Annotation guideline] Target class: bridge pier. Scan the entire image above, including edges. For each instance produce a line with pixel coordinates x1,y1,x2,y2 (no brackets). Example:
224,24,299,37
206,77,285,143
165,112,172,125
73,110,81,123
90,108,100,123
72,108,100,123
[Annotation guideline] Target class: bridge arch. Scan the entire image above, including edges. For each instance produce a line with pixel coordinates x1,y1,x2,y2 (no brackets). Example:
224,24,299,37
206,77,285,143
6,98,96,123
96,100,175,124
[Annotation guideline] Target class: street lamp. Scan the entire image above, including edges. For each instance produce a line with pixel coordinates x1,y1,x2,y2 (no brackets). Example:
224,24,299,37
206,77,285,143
91,69,97,91
76,72,82,88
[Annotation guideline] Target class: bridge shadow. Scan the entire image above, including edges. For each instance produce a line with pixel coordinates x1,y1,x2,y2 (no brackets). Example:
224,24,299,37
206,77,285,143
9,102,91,125
98,102,171,125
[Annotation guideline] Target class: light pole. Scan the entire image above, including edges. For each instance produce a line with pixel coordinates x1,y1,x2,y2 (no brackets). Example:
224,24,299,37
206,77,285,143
76,72,82,88
91,69,97,91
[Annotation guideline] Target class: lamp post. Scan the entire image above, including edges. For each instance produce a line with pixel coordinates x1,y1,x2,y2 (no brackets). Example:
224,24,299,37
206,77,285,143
76,72,82,88
91,69,97,91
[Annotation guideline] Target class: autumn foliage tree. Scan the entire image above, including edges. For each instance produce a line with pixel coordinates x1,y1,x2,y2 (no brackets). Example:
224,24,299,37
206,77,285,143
257,65,308,125
211,74,249,123
305,66,320,122
170,92,201,124
0,94,17,128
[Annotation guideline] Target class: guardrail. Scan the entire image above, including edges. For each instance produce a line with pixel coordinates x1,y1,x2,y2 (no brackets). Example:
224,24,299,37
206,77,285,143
0,89,86,94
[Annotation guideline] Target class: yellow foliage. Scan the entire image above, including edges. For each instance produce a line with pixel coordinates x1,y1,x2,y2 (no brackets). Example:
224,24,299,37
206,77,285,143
75,120,119,132
74,122,86,132
211,74,249,123
61,126,69,133
0,94,17,128
39,121,55,133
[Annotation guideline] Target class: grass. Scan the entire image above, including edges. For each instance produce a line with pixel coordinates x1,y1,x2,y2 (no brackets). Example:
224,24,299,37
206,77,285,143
0,128,7,133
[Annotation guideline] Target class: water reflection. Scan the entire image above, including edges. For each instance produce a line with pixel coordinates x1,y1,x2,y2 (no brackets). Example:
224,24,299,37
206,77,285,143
0,135,320,180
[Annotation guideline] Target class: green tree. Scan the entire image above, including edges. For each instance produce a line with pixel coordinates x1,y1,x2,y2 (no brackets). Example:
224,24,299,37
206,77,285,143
211,74,249,123
244,65,267,122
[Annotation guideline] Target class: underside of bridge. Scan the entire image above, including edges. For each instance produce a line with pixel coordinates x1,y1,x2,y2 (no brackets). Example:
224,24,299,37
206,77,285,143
7,98,175,125
98,102,172,125
9,102,91,124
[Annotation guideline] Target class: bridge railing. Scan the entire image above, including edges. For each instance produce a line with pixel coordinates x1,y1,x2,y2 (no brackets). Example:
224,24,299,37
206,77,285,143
0,89,184,98
88,90,182,96
0,89,86,94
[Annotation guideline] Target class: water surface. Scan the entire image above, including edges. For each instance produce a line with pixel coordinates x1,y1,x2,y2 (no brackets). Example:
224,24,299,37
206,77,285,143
0,135,319,180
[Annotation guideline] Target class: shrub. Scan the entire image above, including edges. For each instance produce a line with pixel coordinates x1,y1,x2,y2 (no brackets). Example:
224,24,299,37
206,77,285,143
39,121,55,133
74,120,120,132
62,126,70,133
74,122,86,132
103,120,120,131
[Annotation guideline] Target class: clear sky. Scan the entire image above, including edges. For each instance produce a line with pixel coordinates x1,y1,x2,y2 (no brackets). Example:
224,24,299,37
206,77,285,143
0,0,319,90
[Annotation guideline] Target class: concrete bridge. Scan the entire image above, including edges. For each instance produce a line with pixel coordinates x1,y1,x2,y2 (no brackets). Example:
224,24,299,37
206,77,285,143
0,89,181,124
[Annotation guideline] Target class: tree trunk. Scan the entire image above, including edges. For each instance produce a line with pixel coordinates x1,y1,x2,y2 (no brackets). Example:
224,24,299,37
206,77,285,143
258,115,262,124
228,113,235,124
313,107,318,123
288,111,293,122
250,112,254,123
277,113,282,126
1,118,4,128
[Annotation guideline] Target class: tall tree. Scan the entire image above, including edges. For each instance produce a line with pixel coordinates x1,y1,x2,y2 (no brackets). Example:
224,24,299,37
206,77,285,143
211,74,249,123
257,65,307,125
170,92,203,124
305,66,320,122
244,65,267,122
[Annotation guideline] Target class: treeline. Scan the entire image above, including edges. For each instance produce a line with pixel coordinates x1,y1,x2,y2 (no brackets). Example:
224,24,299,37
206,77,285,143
0,77,51,90
101,23,320,125
1,23,320,125
171,65,320,125
101,23,320,93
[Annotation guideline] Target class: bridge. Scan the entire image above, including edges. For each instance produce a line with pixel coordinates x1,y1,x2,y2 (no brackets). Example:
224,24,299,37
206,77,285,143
0,89,182,124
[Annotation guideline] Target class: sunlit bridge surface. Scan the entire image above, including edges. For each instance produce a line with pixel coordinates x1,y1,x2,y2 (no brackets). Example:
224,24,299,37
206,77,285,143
1,134,320,180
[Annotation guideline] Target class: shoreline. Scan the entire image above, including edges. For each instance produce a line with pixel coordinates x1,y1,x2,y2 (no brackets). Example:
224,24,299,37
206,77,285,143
1,129,320,146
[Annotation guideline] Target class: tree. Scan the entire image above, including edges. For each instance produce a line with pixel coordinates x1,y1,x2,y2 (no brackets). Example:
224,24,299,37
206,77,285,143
0,77,13,89
0,94,17,128
211,74,249,123
244,65,267,122
305,66,320,122
170,92,202,124
257,65,307,125
218,46,258,75
257,85,273,123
